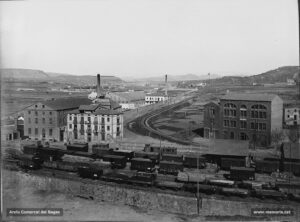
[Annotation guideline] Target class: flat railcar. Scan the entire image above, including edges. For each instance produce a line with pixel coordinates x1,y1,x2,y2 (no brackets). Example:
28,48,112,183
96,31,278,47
67,143,89,152
155,181,184,191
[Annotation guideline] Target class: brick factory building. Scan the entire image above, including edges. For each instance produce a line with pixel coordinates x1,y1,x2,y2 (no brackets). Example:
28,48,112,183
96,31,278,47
203,93,283,147
23,97,92,141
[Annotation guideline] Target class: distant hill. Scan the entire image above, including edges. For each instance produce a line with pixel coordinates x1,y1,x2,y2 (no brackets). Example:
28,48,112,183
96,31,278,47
211,66,299,85
1,69,123,85
125,73,220,82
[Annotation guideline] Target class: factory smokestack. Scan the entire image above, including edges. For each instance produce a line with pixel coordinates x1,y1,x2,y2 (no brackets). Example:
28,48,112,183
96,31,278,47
165,74,168,96
97,74,101,98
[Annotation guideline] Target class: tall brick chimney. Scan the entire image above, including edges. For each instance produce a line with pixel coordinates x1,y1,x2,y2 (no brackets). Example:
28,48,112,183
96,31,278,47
97,74,101,98
165,74,168,96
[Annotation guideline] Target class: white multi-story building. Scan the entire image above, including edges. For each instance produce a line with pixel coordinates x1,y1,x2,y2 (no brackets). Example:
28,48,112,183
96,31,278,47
65,99,123,143
145,93,168,105
284,106,300,126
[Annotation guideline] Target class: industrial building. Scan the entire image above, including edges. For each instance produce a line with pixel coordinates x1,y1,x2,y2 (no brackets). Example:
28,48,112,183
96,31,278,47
105,91,145,110
284,105,300,127
23,97,92,141
203,93,283,147
65,74,124,143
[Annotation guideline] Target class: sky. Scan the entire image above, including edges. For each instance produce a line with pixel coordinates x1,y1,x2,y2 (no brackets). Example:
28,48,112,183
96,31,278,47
0,0,299,77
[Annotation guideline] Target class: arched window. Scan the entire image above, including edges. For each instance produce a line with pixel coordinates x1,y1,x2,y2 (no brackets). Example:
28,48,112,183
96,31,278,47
251,104,267,119
240,132,249,140
240,105,247,118
224,103,237,117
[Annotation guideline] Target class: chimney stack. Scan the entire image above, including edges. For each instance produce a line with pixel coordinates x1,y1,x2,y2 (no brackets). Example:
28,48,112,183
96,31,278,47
97,74,101,98
165,74,168,96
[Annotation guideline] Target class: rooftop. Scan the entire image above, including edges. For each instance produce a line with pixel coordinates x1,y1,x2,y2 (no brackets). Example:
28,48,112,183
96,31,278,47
221,93,280,102
43,97,92,110
205,139,250,156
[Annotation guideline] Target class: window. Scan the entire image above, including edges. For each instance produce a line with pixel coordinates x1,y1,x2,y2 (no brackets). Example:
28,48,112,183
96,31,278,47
107,126,110,131
49,118,53,124
69,124,72,129
69,116,72,121
42,111,45,115
240,120,247,129
35,128,38,135
223,120,229,127
49,111,52,115
28,128,31,134
28,118,31,124
230,132,234,139
49,129,53,136
230,120,236,128
35,111,38,116
117,118,120,124
88,116,91,123
101,117,105,123
210,107,215,116
74,131,78,139
224,103,237,117
35,105,38,108
107,117,110,122
240,105,247,118
251,104,267,119
28,110,31,114
42,118,45,124
35,118,38,124
42,105,45,108
240,132,249,140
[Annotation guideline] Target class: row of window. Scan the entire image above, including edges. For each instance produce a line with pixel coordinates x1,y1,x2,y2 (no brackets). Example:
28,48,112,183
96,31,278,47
70,116,120,124
223,103,267,119
223,120,266,130
28,110,52,115
28,118,53,124
70,124,120,132
28,128,53,136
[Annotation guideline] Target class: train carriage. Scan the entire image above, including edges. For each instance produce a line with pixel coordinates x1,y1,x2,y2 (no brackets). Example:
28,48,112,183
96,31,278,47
158,161,183,175
92,147,113,159
129,172,156,186
253,189,287,200
17,154,41,170
162,154,183,163
102,155,127,169
220,157,245,170
67,143,89,152
255,160,280,174
77,166,103,179
221,188,249,197
110,150,134,161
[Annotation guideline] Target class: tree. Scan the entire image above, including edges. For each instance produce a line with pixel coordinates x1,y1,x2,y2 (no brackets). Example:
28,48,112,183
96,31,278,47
271,129,285,151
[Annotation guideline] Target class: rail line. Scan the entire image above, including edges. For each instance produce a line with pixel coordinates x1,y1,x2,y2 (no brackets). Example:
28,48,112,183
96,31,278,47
128,96,203,147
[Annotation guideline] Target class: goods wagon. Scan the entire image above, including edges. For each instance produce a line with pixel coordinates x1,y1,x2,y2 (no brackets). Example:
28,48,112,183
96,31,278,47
102,155,127,169
253,189,287,200
221,188,249,197
183,183,218,194
129,172,156,186
158,161,183,175
255,160,280,174
162,154,183,163
176,172,207,184
130,158,155,172
17,154,41,170
144,145,177,155
207,179,235,187
67,143,89,152
220,157,245,170
22,145,38,155
92,147,113,158
111,150,134,161
183,155,206,169
229,167,255,181
77,166,103,179
37,147,64,161
92,143,109,149
134,151,160,164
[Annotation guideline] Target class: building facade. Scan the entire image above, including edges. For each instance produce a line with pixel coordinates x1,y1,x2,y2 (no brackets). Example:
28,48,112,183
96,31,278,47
65,99,123,143
23,98,92,141
145,93,168,105
203,94,283,146
284,106,300,126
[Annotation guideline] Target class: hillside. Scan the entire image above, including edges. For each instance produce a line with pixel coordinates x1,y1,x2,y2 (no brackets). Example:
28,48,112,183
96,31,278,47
1,69,123,85
211,66,299,85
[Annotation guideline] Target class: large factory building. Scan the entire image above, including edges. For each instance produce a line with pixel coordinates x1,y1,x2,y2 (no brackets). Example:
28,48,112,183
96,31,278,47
65,74,124,143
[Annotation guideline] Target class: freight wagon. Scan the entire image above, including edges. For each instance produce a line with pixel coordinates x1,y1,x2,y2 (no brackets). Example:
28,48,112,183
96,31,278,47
144,145,177,155
220,157,245,170
67,143,89,152
111,150,134,161
129,172,156,186
102,155,127,169
92,147,113,158
37,147,64,161
255,160,280,174
17,154,41,170
155,181,184,191
183,155,206,169
130,158,155,172
77,166,103,179
22,145,39,155
134,151,160,164
162,154,183,163
229,167,255,181
158,161,183,175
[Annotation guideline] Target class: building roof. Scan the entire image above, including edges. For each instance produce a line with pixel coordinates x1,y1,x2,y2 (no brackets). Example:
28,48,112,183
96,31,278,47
221,93,280,102
283,142,300,160
79,104,99,111
205,139,250,156
107,91,146,102
42,97,92,110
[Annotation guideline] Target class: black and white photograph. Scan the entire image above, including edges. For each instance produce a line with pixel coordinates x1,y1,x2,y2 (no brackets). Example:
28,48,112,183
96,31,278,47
1,0,299,221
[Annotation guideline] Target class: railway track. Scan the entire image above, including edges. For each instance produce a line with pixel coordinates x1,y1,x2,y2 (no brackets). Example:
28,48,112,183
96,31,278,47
128,96,203,147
